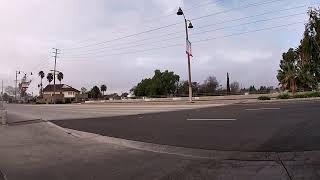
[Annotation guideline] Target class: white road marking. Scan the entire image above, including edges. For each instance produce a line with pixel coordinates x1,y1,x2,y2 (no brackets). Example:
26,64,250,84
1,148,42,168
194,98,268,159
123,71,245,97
245,107,281,111
187,118,236,121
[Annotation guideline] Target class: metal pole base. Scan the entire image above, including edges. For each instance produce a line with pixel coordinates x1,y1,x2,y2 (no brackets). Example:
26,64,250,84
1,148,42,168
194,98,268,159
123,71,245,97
1,110,7,125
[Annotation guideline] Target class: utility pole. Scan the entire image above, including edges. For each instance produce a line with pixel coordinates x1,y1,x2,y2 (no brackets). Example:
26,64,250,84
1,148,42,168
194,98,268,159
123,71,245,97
1,80,3,109
15,71,20,102
227,72,230,95
52,48,59,104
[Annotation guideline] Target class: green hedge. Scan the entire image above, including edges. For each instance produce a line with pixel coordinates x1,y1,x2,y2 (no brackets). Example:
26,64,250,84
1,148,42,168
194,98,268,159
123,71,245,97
258,96,271,100
277,93,290,99
277,91,320,99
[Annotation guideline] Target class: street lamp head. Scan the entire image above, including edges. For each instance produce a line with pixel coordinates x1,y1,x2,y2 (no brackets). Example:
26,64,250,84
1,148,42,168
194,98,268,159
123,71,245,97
188,21,193,29
177,7,183,15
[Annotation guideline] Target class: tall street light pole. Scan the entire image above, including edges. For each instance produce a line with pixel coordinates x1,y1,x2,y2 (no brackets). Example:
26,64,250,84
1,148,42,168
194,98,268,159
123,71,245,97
52,48,59,104
177,7,194,102
15,71,20,102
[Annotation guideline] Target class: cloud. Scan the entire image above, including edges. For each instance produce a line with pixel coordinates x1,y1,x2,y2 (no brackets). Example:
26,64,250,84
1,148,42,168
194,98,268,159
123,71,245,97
0,0,314,94
215,49,273,63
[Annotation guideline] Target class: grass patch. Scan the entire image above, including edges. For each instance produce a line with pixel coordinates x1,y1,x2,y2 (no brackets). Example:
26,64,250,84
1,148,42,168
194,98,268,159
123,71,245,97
257,96,271,100
277,93,290,99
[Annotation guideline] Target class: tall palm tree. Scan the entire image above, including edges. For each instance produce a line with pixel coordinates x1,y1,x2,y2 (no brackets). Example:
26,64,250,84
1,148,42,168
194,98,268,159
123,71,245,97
57,72,64,84
100,84,107,96
47,73,53,84
38,71,45,97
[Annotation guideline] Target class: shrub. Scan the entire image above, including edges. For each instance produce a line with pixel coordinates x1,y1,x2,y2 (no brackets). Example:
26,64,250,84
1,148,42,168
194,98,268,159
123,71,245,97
277,93,290,99
293,93,308,99
258,96,271,100
307,91,320,97
293,91,320,98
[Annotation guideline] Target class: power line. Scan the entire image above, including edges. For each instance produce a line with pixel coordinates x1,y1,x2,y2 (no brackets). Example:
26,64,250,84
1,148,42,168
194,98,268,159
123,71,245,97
61,12,305,57
60,21,304,60
62,4,310,55
193,21,304,44
191,0,285,21
62,0,286,51
63,0,226,47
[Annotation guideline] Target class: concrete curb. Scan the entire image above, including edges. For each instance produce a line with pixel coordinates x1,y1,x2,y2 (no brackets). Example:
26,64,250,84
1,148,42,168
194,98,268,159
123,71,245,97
66,128,281,160
46,120,320,162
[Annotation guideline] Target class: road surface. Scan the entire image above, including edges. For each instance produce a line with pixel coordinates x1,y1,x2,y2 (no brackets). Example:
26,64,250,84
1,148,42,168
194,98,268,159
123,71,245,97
52,101,320,152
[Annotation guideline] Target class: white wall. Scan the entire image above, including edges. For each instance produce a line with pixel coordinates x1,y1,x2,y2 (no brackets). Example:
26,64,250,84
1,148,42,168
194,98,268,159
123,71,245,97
63,91,78,98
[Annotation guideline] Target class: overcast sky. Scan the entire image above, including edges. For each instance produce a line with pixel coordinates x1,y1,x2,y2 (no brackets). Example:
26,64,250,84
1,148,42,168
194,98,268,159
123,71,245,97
0,0,317,95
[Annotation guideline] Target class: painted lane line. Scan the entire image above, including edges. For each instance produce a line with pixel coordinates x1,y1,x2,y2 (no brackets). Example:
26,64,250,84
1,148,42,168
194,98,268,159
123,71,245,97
261,108,281,110
245,107,281,111
187,118,236,121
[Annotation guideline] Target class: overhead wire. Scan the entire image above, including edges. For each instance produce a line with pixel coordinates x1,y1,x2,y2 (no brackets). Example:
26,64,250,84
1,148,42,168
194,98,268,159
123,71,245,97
62,0,226,48
62,0,287,51
60,21,305,60
61,12,306,57
62,4,310,55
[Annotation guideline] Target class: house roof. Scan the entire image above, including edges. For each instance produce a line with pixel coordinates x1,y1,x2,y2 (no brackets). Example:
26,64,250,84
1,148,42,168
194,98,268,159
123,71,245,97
43,84,80,92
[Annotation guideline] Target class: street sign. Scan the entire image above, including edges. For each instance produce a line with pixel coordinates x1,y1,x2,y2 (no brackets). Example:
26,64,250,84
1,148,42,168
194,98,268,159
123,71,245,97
186,39,193,57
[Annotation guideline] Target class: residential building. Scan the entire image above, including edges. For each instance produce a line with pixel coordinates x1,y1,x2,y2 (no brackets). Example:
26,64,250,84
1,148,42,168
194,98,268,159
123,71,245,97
42,84,80,103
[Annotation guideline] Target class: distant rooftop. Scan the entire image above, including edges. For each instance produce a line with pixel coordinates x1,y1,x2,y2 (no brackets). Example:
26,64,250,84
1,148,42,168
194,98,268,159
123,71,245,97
43,84,80,92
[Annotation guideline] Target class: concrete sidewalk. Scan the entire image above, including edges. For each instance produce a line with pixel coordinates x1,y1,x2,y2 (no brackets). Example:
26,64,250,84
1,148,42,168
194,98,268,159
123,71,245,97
0,121,319,179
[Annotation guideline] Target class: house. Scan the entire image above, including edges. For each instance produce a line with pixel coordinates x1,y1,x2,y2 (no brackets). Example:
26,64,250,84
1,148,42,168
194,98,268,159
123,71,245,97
42,84,80,103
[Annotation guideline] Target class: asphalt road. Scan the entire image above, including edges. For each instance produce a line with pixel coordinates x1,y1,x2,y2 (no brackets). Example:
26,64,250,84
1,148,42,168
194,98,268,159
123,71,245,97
52,101,320,152
5,103,226,122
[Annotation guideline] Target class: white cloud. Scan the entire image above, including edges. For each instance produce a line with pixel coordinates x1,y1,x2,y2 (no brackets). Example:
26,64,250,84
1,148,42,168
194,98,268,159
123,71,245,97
0,0,312,94
215,49,273,63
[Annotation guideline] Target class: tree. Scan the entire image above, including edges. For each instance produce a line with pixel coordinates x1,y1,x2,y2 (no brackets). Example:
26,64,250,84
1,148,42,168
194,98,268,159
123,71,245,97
230,82,240,93
199,75,219,95
298,9,320,89
57,72,64,84
47,73,53,84
121,92,129,98
277,8,320,92
38,71,45,97
227,73,231,94
80,87,87,94
249,85,257,93
100,84,107,96
88,86,102,99
277,48,299,94
132,69,180,97
5,86,16,96
177,81,199,96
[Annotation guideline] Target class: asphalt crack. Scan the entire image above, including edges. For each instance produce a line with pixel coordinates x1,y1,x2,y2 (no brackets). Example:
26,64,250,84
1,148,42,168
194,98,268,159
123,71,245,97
277,153,293,180
0,169,7,180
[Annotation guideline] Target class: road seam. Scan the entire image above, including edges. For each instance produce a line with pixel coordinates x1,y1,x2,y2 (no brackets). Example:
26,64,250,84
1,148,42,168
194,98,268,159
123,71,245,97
0,169,7,180
277,153,293,180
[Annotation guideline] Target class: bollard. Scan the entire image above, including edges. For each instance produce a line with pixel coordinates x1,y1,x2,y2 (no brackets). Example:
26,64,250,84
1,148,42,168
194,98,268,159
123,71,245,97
1,110,7,125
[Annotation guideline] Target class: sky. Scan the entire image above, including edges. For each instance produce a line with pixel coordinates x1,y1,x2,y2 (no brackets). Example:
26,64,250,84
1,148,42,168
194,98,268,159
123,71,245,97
0,0,317,95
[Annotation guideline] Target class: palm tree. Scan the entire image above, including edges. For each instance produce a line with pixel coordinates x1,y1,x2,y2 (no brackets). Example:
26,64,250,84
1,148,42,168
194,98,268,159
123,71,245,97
47,73,53,84
57,72,64,84
38,71,45,97
100,84,107,96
